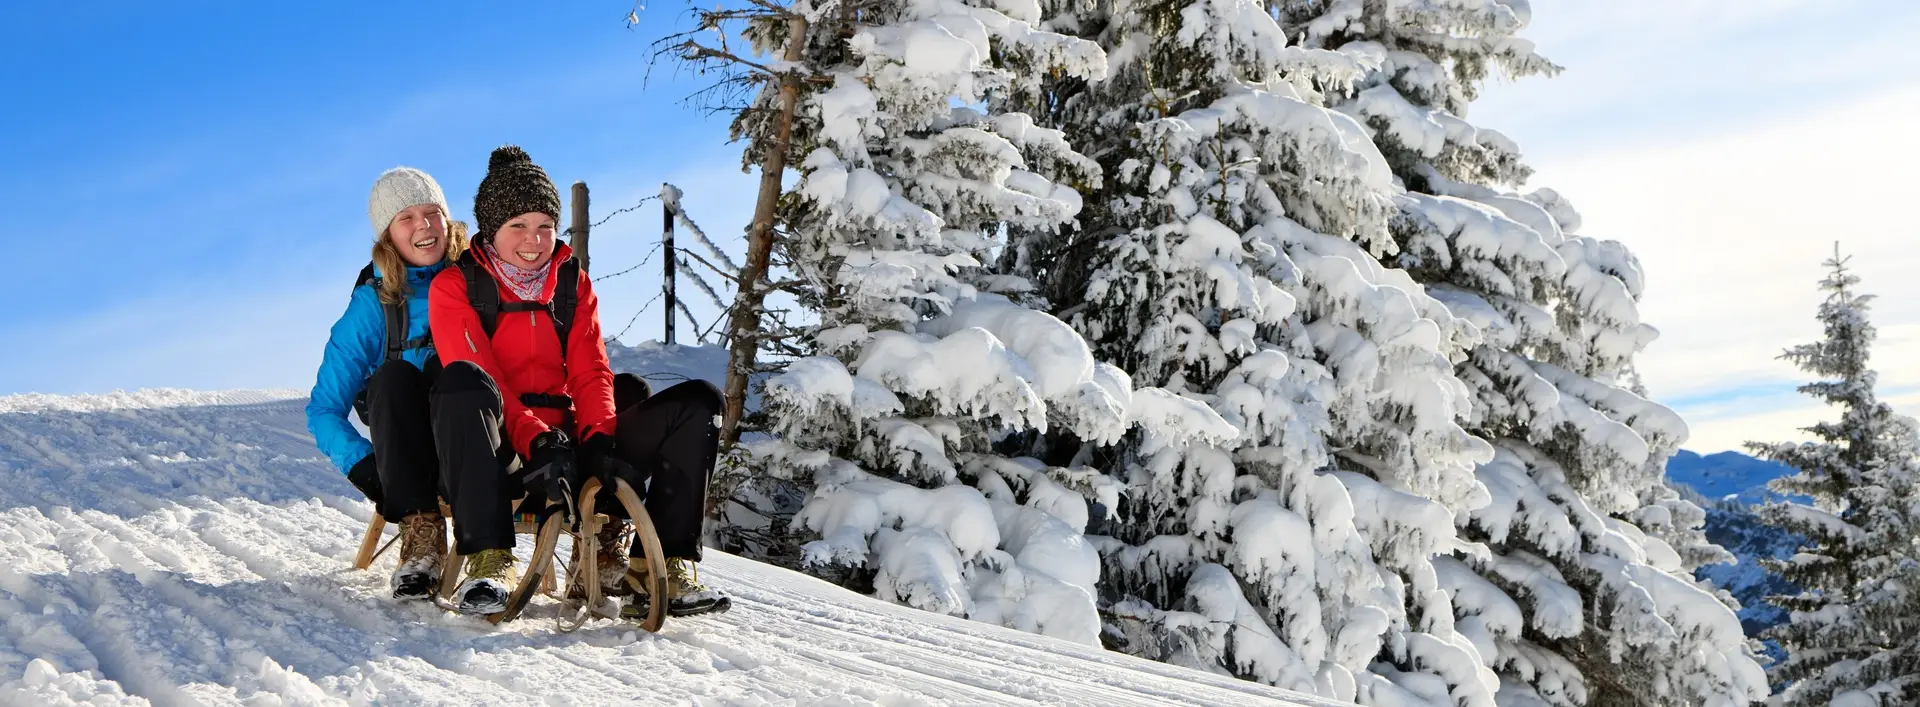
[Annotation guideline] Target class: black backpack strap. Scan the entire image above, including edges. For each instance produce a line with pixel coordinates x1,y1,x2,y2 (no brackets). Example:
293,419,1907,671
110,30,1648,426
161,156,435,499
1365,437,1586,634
462,254,578,358
519,393,574,409
460,256,503,337
360,262,431,365
382,301,409,363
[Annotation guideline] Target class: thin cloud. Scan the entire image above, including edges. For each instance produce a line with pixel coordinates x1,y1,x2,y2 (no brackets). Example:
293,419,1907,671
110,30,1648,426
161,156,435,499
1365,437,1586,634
1511,85,1920,452
1473,3,1920,453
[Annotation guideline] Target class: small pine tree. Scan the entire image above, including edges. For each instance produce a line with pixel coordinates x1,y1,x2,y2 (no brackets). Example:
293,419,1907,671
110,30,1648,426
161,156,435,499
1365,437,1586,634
1752,247,1920,706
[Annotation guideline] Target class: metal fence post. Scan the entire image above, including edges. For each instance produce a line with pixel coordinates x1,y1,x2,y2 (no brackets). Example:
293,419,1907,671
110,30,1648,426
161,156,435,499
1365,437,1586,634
663,186,676,345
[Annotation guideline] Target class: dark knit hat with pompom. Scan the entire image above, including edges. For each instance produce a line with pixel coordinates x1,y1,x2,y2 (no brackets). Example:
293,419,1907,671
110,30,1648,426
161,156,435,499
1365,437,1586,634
473,145,562,242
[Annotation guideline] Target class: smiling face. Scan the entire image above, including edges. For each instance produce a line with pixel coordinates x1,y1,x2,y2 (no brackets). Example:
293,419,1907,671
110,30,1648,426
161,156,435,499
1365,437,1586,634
385,203,449,267
492,212,557,270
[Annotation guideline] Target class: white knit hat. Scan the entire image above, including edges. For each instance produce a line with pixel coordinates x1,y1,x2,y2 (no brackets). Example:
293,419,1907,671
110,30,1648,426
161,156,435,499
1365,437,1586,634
368,167,450,238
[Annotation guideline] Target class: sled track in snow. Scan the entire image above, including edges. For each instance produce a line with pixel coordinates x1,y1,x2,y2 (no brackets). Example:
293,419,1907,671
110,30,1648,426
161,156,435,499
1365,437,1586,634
0,389,1332,706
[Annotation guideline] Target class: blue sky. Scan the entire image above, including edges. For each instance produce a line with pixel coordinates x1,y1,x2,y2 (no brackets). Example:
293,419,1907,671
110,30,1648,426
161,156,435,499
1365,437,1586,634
4,1,1918,453
0,1,757,395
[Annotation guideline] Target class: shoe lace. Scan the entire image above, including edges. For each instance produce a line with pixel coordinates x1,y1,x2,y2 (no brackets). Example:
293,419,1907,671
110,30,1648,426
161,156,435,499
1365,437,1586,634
597,519,632,558
465,548,513,581
596,520,635,593
668,559,706,592
402,514,441,554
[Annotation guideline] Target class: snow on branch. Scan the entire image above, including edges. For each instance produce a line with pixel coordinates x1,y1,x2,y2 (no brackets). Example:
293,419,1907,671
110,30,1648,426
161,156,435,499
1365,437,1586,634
661,182,741,274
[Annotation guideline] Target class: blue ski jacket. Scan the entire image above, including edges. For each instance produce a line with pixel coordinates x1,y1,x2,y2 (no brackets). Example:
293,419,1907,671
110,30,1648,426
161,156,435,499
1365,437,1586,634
305,261,445,474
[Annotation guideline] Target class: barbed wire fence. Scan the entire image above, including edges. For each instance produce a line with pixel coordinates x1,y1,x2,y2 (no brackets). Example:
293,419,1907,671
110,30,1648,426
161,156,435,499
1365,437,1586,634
569,183,739,346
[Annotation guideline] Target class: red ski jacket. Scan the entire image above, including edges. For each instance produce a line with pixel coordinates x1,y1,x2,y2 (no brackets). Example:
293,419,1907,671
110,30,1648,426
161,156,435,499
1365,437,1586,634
429,242,617,457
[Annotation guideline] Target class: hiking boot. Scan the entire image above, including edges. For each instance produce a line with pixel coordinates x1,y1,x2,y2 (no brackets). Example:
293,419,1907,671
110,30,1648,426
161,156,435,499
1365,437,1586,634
621,558,731,618
454,548,517,615
567,518,638,598
665,558,730,615
390,511,446,600
597,519,639,596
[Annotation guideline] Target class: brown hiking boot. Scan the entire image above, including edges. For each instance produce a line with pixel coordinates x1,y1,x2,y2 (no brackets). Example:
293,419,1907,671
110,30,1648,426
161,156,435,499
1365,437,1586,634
390,511,445,600
596,518,637,596
568,518,641,598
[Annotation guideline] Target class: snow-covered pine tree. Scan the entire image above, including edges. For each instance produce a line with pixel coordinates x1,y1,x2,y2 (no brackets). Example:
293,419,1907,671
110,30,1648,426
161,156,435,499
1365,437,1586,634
994,0,1512,702
1273,1,1766,704
1751,248,1920,707
673,0,1163,643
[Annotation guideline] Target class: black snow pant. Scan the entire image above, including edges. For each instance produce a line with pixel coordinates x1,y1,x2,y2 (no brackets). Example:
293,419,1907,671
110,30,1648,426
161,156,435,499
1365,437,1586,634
608,375,723,561
431,364,722,559
363,360,442,523
431,361,520,555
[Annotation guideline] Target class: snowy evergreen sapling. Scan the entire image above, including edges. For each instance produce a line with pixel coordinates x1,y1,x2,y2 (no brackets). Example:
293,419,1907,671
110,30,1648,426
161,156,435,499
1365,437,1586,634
1750,248,1920,706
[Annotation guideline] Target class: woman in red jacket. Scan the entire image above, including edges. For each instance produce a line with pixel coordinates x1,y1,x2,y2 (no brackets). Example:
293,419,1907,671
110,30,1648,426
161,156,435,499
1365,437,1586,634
428,146,729,618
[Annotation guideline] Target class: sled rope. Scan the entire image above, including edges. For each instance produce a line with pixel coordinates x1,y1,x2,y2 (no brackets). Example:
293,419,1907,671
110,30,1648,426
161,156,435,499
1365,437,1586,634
369,531,402,566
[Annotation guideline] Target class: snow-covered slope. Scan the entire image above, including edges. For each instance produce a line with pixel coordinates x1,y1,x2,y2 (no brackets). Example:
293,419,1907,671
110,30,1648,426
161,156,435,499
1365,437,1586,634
0,384,1332,706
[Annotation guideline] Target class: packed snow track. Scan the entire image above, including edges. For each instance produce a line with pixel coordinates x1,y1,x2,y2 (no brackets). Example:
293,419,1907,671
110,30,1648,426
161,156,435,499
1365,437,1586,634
0,389,1331,706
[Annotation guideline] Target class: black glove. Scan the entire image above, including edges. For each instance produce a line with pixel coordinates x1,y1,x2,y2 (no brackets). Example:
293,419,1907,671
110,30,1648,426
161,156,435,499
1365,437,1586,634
577,433,622,483
348,455,384,508
523,430,578,518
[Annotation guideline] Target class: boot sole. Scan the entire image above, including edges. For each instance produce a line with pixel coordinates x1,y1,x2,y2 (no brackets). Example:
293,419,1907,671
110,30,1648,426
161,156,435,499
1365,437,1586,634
673,595,732,617
456,598,509,615
619,594,732,619
392,574,440,601
453,579,512,615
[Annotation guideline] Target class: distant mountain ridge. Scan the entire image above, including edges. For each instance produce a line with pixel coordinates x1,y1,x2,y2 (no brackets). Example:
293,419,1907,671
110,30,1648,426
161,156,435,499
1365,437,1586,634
1666,449,1804,504
1666,449,1800,657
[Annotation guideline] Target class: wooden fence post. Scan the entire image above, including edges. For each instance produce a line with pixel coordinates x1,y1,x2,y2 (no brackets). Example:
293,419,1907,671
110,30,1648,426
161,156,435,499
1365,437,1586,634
570,181,591,273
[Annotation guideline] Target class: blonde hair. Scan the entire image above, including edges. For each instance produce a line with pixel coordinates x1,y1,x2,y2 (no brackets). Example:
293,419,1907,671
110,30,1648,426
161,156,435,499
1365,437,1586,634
371,218,470,304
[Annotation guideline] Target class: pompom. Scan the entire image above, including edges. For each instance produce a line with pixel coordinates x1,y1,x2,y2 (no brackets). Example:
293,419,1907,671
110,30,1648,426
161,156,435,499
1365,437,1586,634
489,145,532,170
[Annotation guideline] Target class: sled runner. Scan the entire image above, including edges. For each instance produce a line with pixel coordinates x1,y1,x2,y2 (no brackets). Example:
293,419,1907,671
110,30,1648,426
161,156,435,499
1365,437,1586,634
351,476,670,632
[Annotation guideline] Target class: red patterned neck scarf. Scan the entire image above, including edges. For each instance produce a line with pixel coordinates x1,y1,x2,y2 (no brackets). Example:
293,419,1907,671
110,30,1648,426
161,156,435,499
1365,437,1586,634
486,243,551,302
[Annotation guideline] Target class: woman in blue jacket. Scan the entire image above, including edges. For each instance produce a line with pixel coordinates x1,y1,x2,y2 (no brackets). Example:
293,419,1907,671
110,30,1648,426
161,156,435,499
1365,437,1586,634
306,167,469,600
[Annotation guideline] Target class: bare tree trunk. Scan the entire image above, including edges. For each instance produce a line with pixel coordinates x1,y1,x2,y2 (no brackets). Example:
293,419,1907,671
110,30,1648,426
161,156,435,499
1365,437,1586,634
720,15,809,449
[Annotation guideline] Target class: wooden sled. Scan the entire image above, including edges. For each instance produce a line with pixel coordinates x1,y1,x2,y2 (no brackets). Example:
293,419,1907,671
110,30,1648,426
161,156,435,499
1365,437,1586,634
350,476,670,632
